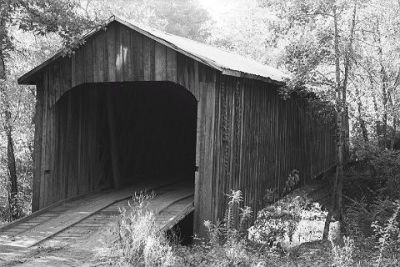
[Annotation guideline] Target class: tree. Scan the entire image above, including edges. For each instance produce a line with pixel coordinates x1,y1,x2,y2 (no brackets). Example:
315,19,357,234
206,0,282,66
0,0,97,221
84,0,212,41
353,0,400,149
259,0,360,239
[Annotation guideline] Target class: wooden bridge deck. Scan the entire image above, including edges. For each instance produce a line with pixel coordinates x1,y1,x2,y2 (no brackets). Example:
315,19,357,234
0,180,194,261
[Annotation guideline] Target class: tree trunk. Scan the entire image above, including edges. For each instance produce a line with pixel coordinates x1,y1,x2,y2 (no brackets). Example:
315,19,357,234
372,88,381,138
392,117,397,150
342,3,357,161
389,69,400,149
324,6,345,241
0,48,21,221
389,91,397,150
6,118,20,221
375,21,388,148
355,85,369,142
381,69,388,147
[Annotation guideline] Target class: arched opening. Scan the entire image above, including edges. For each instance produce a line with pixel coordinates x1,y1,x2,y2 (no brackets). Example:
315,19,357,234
54,81,197,197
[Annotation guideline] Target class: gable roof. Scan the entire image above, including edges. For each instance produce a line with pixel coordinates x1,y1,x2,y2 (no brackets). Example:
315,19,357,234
18,16,289,85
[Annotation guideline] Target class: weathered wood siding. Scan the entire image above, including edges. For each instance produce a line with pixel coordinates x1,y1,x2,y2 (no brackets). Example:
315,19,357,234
32,20,336,236
33,22,218,235
209,76,336,227
35,22,211,106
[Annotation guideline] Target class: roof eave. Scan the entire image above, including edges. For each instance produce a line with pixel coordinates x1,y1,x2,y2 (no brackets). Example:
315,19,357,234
18,16,287,86
221,69,286,86
18,18,116,85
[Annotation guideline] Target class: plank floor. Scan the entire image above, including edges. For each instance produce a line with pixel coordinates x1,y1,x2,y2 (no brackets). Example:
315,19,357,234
0,180,194,254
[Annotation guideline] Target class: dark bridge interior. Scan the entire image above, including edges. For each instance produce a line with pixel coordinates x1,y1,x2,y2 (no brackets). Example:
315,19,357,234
54,81,197,197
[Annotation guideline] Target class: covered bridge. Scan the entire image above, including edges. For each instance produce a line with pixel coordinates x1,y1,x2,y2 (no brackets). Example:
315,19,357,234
18,17,336,235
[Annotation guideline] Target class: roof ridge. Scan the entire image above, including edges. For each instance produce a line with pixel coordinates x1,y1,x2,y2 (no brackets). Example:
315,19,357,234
18,16,289,85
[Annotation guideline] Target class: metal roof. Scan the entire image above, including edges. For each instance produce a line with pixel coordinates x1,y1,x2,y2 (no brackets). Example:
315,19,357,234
18,16,289,85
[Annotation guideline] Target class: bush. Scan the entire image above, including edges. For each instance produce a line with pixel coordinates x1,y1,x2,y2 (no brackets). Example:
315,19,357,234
201,190,258,265
330,236,355,267
344,146,400,266
106,191,177,266
173,190,270,266
249,194,308,249
345,148,400,238
372,200,400,267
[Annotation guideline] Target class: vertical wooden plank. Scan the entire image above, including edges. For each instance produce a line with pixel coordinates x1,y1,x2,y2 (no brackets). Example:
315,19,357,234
155,43,167,81
142,36,151,81
194,81,207,236
211,72,221,221
66,89,75,197
103,29,109,82
166,48,177,82
107,23,117,82
193,61,200,99
32,79,43,212
53,63,60,106
177,53,185,86
62,58,72,97
194,68,217,236
149,39,155,80
187,59,196,96
183,57,189,88
77,46,85,86
39,72,47,208
84,38,93,83
98,31,107,82
48,65,54,107
115,24,124,81
121,26,132,81
91,34,98,83
45,71,53,207
137,34,144,80
71,53,76,87
132,32,144,80
54,98,60,203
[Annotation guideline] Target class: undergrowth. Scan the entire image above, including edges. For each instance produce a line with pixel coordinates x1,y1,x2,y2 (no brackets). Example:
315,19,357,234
344,147,400,266
97,164,400,266
100,191,178,266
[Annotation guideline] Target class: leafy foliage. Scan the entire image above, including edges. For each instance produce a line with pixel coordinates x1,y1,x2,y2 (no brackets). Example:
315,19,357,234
372,200,400,266
84,0,211,41
330,236,355,267
102,191,177,266
249,194,308,249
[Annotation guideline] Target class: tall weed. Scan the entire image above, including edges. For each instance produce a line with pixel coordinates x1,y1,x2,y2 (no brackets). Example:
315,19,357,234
111,191,177,266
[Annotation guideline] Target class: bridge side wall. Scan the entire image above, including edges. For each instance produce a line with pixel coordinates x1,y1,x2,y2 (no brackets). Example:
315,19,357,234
208,76,336,230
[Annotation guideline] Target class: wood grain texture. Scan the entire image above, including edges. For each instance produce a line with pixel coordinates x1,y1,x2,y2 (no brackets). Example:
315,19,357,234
210,76,336,224
30,20,336,238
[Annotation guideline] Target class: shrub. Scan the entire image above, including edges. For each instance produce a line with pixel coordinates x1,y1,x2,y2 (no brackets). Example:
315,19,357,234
344,148,400,239
108,191,177,266
372,200,400,267
249,194,306,249
330,236,355,267
181,190,267,266
343,147,400,266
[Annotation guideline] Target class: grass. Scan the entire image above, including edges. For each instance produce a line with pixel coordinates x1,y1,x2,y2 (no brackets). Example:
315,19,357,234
96,191,178,266
99,185,400,266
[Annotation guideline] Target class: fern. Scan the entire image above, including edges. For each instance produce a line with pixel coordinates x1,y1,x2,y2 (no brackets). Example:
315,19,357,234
372,200,400,267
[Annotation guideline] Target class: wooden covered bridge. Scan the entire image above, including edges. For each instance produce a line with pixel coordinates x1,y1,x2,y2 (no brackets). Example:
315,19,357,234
1,16,335,249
